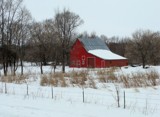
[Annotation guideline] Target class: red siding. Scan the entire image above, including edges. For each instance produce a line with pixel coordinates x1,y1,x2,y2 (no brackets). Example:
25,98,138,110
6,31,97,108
70,39,90,67
70,39,128,68
105,59,128,67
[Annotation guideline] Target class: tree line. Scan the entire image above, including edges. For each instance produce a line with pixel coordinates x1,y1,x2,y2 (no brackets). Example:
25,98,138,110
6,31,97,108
1,0,160,76
100,30,160,68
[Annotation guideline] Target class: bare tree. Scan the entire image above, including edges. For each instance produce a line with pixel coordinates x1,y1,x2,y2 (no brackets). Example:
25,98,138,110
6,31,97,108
29,20,57,74
147,32,160,65
54,9,83,73
126,30,160,68
13,7,32,75
0,0,24,75
30,22,45,74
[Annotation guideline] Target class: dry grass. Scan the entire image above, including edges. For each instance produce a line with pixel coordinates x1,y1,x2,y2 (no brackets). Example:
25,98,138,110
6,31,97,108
69,70,89,86
40,74,49,86
119,74,130,88
40,70,94,88
119,70,160,88
43,67,159,89
0,74,30,84
40,72,67,87
97,68,159,88
1,67,158,89
88,77,97,89
97,68,118,83
107,73,118,82
146,70,159,86
70,76,86,86
99,76,107,83
97,69,108,76
69,70,88,79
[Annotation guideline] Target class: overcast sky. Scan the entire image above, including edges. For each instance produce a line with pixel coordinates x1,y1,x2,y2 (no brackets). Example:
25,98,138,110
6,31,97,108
23,0,160,37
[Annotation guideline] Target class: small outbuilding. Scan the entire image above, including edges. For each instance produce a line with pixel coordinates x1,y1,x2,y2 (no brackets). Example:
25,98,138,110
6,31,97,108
70,38,128,68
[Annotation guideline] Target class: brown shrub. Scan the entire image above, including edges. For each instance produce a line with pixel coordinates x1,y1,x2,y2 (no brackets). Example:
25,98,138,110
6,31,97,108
88,78,97,89
40,74,49,86
97,68,118,83
146,70,159,86
69,70,88,86
40,72,67,87
99,76,107,83
119,70,160,88
0,74,30,84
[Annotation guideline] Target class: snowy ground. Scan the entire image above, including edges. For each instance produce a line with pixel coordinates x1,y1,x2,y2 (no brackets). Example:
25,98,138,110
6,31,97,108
0,64,160,117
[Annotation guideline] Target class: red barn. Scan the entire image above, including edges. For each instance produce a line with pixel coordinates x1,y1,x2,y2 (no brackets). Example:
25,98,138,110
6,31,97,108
70,38,128,68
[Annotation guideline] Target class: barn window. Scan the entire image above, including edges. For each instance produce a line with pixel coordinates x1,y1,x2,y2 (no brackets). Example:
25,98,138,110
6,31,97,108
82,60,85,65
82,55,85,60
76,60,81,67
110,61,112,64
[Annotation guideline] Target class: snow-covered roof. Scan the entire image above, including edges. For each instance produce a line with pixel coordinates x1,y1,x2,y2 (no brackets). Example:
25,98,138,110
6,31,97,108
88,49,127,60
79,38,110,51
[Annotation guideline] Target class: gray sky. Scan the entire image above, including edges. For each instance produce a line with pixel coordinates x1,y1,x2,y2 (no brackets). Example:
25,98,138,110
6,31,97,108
23,0,160,37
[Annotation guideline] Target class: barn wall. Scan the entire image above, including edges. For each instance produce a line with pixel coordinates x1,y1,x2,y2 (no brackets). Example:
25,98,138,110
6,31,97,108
105,59,128,67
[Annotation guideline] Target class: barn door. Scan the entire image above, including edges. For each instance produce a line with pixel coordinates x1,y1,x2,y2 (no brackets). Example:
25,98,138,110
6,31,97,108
87,58,95,68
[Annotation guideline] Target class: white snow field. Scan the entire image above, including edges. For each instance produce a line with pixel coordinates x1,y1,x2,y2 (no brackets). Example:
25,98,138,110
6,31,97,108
0,64,160,117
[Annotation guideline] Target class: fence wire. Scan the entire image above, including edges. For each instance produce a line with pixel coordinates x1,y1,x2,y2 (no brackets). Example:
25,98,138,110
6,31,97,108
0,83,160,111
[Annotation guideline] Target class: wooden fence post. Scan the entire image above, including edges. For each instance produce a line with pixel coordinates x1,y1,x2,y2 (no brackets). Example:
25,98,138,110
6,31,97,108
27,84,28,95
124,91,126,109
5,83,7,94
82,87,84,103
51,86,53,99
